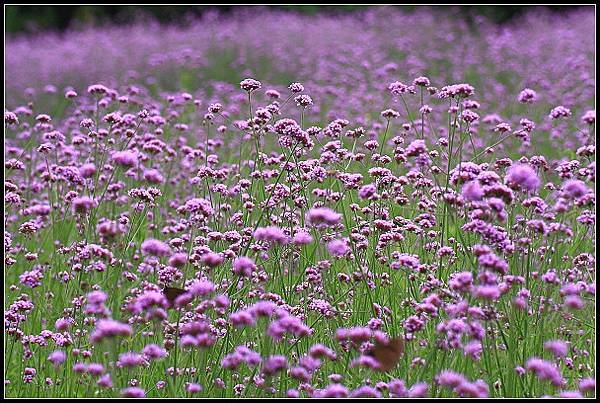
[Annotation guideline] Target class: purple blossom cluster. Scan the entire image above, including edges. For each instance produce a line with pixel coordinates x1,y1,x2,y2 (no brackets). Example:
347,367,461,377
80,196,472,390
4,5,595,399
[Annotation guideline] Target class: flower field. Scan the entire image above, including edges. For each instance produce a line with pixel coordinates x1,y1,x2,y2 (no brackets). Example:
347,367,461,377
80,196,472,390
3,6,596,398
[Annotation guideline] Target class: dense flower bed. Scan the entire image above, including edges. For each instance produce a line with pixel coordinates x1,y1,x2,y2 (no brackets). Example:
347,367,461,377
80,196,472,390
4,6,595,398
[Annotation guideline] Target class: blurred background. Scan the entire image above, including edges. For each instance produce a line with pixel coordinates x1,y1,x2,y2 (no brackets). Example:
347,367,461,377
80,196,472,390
5,5,588,34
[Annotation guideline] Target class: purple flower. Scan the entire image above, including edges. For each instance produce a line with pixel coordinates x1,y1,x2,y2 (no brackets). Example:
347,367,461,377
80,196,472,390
141,238,171,257
308,344,337,360
449,272,474,292
71,196,97,214
389,81,409,95
315,383,350,398
121,387,145,398
455,380,489,398
232,256,256,277
581,110,595,125
518,88,537,103
526,357,565,387
118,352,146,368
549,105,572,119
578,377,595,393
185,383,202,394
358,183,377,200
5,111,19,124
73,362,87,373
543,340,569,358
168,253,188,267
188,279,215,297
240,78,261,92
97,374,113,388
438,83,475,98
262,355,287,376
350,355,381,370
19,269,43,288
559,391,583,398
388,379,408,397
286,389,300,397
564,295,585,309
505,164,540,193
562,179,589,199
48,350,66,366
406,139,428,157
143,343,167,360
87,363,105,376
267,313,311,341
201,252,224,267
306,207,342,227
177,197,213,216
289,82,304,93
350,385,382,398
327,239,350,257
222,345,261,370
254,226,289,245
408,382,429,398
473,285,501,300
437,370,467,388
463,340,483,361
89,319,133,344
392,253,421,270
292,231,313,246
413,76,431,86
461,181,484,201
144,168,164,184
294,94,313,108
112,150,138,167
